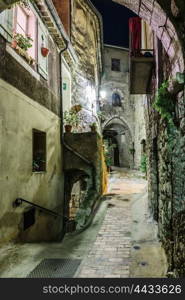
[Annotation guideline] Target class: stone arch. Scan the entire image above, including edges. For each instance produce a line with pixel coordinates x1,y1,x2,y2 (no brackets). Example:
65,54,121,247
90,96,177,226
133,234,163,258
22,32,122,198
103,116,133,168
103,115,133,139
113,0,185,75
112,87,124,100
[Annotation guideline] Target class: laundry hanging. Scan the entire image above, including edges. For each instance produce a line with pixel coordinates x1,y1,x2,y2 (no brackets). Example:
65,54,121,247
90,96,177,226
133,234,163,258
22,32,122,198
129,17,142,56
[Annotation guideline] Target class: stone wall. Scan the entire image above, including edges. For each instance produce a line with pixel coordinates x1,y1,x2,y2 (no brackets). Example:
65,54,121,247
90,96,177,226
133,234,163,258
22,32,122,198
113,0,185,277
71,0,102,121
146,46,185,276
63,132,107,230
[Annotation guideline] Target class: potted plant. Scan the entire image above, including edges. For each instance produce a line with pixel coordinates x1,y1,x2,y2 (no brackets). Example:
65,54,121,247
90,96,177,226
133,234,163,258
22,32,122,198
63,105,82,132
41,47,49,57
11,39,17,49
89,122,97,132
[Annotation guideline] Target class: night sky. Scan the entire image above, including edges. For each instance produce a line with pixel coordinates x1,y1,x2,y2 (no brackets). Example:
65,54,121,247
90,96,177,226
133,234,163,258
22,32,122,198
90,0,136,48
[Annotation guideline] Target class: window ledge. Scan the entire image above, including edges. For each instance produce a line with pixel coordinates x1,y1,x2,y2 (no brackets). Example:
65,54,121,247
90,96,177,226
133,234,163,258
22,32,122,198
6,44,40,81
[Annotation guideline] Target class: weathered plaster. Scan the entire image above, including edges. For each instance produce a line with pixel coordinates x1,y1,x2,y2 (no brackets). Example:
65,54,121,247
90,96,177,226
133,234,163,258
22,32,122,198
0,79,64,243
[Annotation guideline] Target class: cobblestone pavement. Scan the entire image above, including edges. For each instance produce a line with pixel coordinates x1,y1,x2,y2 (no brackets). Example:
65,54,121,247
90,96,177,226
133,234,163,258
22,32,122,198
1,168,160,278
76,169,146,278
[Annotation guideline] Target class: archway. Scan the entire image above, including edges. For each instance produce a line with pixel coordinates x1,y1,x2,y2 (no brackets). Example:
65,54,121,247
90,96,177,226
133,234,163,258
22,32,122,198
103,117,133,168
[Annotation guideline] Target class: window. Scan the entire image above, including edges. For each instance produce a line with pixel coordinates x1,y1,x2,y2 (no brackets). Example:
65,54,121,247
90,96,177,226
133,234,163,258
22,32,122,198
0,9,13,42
32,129,46,172
0,5,49,78
111,58,121,72
15,6,37,59
141,139,146,153
112,93,122,107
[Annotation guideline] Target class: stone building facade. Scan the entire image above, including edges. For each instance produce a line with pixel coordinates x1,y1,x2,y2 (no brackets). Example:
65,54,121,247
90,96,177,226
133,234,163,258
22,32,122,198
100,44,146,169
0,0,104,242
71,0,103,126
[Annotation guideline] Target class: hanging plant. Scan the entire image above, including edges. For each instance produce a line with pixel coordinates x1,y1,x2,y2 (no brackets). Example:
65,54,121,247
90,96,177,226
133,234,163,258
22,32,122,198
41,47,49,57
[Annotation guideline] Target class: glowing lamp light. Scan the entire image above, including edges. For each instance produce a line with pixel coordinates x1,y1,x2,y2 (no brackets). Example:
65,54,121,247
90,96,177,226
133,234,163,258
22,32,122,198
100,90,106,99
86,86,96,102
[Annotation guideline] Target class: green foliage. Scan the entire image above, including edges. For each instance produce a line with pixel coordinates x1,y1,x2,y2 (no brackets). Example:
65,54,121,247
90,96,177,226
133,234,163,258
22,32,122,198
90,122,97,127
63,110,79,127
104,142,116,167
63,106,82,128
153,81,175,124
129,148,135,155
97,111,106,123
13,33,33,51
153,81,177,150
140,154,147,173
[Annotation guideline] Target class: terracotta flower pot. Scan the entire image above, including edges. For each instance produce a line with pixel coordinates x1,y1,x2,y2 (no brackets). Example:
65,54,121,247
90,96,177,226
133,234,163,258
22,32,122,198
11,40,17,49
41,47,49,57
65,125,72,133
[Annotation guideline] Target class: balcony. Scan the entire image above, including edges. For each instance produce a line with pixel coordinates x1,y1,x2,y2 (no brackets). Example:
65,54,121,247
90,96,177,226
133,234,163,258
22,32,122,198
129,17,155,94
130,50,154,94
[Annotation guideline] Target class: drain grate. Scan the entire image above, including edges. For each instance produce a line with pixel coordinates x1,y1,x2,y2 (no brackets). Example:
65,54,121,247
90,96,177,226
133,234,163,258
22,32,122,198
27,259,81,278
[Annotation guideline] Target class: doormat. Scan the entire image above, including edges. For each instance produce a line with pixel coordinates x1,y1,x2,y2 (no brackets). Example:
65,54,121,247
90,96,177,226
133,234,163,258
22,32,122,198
27,259,81,278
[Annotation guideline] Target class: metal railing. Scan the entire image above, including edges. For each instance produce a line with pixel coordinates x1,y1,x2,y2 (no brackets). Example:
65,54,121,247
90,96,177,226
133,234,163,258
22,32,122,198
130,48,154,58
13,198,68,220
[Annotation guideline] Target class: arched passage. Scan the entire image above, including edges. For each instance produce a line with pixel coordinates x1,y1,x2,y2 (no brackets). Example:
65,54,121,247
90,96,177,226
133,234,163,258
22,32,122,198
103,117,133,168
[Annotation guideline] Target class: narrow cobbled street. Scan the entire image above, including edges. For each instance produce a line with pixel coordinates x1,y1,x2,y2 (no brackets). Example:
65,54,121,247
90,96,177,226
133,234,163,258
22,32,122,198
0,169,167,278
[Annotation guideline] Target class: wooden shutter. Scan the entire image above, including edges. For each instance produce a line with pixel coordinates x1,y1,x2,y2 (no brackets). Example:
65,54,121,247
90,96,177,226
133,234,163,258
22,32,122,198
0,9,13,42
37,20,48,80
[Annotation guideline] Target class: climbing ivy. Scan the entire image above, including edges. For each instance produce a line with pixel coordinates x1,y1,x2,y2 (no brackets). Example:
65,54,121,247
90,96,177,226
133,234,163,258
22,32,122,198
153,81,177,151
153,81,174,123
140,154,147,174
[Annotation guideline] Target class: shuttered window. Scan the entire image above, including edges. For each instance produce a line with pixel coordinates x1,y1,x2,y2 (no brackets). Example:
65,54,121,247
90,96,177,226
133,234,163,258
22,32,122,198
37,21,48,79
15,6,37,59
0,8,13,42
